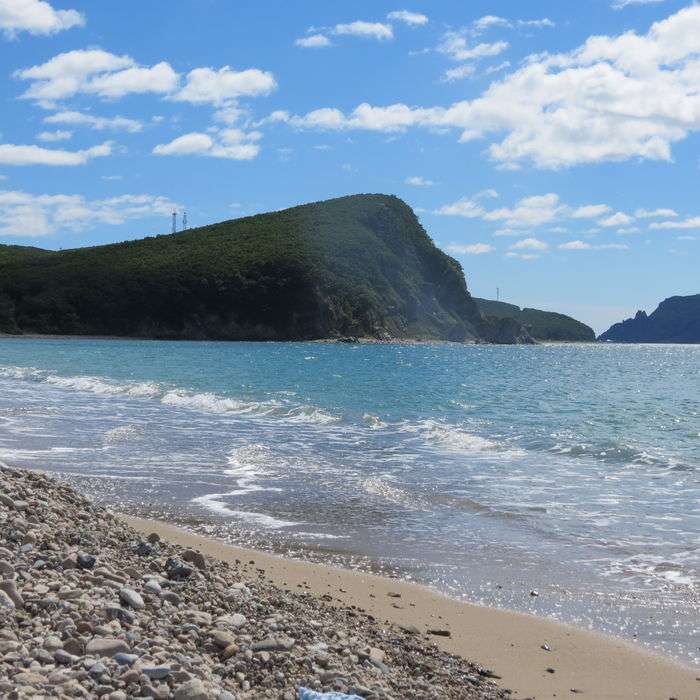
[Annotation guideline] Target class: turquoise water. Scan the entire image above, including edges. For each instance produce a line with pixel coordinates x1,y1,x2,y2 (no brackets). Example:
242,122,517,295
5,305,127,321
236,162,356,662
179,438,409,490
0,338,698,665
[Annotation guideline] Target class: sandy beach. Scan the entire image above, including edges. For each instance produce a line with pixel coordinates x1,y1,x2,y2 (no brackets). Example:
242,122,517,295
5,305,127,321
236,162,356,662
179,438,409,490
125,516,700,700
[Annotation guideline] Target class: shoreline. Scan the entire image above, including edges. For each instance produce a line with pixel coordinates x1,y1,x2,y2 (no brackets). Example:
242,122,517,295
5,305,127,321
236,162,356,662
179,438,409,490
124,514,700,699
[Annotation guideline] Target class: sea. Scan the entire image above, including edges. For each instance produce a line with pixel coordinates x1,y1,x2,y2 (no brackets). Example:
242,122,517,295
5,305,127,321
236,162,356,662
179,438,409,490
0,338,697,666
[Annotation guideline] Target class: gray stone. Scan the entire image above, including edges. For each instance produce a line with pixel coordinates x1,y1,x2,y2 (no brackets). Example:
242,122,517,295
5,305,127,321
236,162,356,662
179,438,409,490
85,637,130,658
54,648,79,665
119,586,145,610
141,665,171,680
113,652,139,666
0,589,15,610
182,549,206,570
0,560,14,576
173,678,208,700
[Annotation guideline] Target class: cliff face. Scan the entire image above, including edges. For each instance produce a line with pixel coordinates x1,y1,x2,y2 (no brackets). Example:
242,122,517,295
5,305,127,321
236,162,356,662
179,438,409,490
598,294,700,343
474,298,595,342
0,194,531,343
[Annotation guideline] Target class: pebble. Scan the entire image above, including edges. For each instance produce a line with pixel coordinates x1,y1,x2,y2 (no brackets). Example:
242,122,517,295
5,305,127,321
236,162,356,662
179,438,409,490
182,549,207,570
173,678,208,699
142,665,171,680
119,586,145,609
86,638,130,658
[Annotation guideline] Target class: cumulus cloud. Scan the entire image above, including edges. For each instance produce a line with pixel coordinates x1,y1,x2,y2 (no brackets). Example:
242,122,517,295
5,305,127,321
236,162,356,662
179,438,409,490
511,237,548,251
333,21,393,40
572,204,612,218
473,15,554,33
649,216,700,229
405,175,434,186
483,194,564,228
0,141,111,166
36,129,71,142
437,33,508,61
44,110,143,132
0,0,83,38
295,34,331,48
600,212,634,227
0,189,177,237
153,129,262,160
635,207,678,218
387,10,428,26
172,66,276,105
446,243,494,255
15,49,177,102
443,64,475,82
270,7,700,168
15,50,275,111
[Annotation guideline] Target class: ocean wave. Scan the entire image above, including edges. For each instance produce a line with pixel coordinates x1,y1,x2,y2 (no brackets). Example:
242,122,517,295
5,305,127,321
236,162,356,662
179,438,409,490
45,374,160,397
1,364,337,427
104,425,143,443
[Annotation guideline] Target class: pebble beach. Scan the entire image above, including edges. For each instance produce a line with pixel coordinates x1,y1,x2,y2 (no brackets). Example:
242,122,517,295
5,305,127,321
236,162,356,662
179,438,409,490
0,466,508,699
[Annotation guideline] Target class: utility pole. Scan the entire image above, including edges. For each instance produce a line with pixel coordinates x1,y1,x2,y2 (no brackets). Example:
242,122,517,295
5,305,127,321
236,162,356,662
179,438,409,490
182,211,188,230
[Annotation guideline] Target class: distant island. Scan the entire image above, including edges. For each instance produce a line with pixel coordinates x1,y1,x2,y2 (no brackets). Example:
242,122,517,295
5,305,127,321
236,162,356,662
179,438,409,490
598,294,700,343
474,298,595,342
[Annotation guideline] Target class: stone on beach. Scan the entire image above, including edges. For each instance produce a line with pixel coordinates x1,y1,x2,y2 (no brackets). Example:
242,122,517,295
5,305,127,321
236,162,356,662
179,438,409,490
85,637,130,657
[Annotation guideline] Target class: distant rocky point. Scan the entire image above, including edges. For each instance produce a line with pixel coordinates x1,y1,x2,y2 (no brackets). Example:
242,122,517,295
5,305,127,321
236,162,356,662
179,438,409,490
474,298,595,342
598,294,700,343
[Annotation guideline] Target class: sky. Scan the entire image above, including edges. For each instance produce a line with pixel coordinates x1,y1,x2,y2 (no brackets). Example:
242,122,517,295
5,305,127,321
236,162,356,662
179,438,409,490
0,0,698,333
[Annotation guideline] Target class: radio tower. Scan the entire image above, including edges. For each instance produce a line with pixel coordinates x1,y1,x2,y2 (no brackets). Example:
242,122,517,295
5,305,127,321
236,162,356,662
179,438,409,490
182,211,188,230
172,209,177,234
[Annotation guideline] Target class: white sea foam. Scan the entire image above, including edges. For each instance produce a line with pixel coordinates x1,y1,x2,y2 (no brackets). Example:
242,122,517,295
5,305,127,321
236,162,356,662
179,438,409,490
223,444,283,496
362,476,425,510
160,390,278,415
44,374,159,397
192,492,298,528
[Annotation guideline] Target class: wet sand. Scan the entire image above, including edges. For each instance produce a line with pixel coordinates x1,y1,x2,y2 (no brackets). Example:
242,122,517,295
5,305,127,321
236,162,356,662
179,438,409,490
124,515,700,700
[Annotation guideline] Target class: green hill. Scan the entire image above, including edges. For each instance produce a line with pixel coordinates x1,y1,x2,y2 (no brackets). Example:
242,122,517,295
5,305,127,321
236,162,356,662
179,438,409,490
0,194,531,343
474,297,595,342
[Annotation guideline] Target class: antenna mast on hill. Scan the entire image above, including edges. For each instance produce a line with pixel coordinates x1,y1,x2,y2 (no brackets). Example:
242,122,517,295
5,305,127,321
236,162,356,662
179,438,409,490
172,209,177,234
182,211,188,230
497,286,500,301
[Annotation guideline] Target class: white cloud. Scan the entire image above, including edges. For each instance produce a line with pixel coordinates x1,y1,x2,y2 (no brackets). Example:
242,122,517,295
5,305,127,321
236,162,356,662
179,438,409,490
36,129,71,142
473,16,510,32
600,212,634,227
446,242,494,255
173,66,276,104
333,21,393,40
45,110,142,132
649,216,700,229
438,33,509,61
405,175,434,186
634,207,678,218
435,197,485,218
387,10,428,26
483,193,564,228
295,34,331,48
0,0,83,38
612,0,666,9
0,189,177,237
274,7,700,168
473,16,554,32
15,49,176,102
443,64,475,82
572,204,612,219
510,237,548,251
0,141,111,166
559,240,591,250
153,129,261,160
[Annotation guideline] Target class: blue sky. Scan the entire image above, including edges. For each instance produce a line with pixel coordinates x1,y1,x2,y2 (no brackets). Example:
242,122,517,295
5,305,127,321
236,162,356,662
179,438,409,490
0,0,698,332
